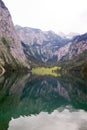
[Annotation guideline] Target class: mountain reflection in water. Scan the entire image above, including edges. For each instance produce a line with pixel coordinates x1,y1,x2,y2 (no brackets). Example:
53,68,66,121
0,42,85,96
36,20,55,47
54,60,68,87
0,73,87,130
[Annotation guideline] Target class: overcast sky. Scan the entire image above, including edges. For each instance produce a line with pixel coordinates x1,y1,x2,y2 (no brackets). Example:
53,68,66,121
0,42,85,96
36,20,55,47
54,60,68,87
3,0,87,34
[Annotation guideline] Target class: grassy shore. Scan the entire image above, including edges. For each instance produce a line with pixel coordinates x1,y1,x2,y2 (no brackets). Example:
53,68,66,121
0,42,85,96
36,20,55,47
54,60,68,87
32,66,61,77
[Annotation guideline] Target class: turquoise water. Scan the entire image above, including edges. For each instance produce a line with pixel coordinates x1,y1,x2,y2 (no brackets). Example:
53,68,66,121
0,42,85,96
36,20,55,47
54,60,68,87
0,73,87,130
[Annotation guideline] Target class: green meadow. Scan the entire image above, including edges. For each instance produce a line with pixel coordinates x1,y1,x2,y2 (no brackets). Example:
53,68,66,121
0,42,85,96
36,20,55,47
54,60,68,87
32,66,61,77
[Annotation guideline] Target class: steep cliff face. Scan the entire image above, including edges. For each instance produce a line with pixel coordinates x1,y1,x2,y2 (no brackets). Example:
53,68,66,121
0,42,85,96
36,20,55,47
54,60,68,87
16,25,87,63
56,33,87,62
0,0,29,69
15,25,47,46
15,25,69,63
68,33,87,59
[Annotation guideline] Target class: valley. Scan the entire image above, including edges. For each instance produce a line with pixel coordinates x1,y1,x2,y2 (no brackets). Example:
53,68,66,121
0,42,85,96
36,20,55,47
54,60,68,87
0,0,87,76
0,0,87,130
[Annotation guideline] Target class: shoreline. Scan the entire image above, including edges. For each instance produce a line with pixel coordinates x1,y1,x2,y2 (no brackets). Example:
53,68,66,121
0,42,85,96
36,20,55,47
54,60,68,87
0,66,5,77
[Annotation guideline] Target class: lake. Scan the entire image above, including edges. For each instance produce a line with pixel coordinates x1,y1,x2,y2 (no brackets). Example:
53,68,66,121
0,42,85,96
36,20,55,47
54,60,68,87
0,72,87,130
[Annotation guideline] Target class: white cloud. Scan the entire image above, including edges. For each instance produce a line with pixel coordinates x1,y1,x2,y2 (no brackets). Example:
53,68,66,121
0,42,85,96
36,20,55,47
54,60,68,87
3,0,87,34
8,109,87,130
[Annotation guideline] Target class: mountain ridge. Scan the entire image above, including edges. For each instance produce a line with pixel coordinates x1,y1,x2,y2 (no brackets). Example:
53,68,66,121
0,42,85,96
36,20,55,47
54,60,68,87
15,25,87,64
15,25,70,63
0,0,87,74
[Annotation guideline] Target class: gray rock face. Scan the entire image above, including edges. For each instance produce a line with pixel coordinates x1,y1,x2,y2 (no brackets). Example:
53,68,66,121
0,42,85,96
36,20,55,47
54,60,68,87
16,25,69,63
68,34,87,59
0,0,86,67
16,25,87,63
0,0,29,68
15,25,47,46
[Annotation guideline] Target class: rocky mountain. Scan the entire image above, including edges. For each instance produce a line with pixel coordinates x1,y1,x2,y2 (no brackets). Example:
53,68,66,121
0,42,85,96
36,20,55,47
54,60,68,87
55,33,87,62
0,0,86,74
15,25,87,64
65,32,80,39
0,0,29,71
58,32,79,39
15,25,70,63
68,33,87,60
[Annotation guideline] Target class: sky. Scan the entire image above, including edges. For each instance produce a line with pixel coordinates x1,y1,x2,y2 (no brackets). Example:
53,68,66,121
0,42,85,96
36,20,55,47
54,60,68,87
3,0,87,34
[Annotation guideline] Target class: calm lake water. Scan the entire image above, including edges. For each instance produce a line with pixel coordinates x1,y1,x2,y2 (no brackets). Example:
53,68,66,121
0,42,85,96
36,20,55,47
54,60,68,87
0,73,87,130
